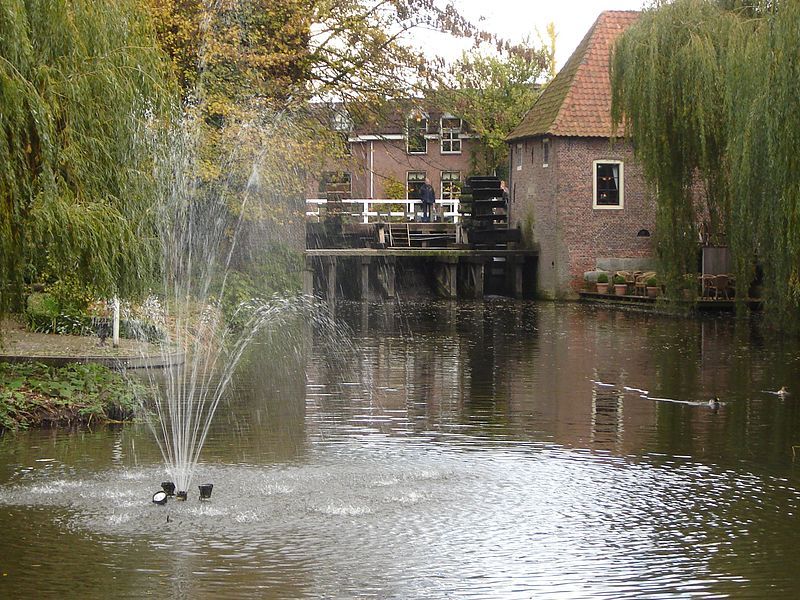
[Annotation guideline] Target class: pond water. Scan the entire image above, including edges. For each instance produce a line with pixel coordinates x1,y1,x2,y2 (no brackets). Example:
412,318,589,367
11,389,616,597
2,300,800,598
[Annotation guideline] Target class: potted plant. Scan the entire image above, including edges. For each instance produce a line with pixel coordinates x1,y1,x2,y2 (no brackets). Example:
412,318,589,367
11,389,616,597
645,276,659,298
680,273,697,300
596,272,609,294
613,274,627,296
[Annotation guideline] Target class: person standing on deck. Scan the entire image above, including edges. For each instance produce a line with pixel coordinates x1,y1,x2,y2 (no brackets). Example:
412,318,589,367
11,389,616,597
420,177,436,222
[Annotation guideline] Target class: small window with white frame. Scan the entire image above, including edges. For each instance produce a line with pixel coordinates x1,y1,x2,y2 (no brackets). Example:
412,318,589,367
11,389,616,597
593,160,624,209
441,171,461,200
440,116,462,154
331,109,352,133
542,138,550,167
516,143,523,170
407,171,426,199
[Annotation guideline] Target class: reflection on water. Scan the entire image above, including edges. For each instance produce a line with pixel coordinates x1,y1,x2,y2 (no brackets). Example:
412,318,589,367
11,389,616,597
2,300,800,598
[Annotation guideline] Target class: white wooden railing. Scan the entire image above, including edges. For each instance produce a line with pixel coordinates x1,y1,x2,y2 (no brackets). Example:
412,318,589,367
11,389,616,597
306,198,461,224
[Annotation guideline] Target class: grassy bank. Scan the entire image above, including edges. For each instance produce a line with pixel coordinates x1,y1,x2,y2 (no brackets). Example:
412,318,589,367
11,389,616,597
0,362,144,431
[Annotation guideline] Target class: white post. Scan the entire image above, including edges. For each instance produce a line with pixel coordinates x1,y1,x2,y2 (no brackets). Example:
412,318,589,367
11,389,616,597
112,296,120,348
369,141,374,199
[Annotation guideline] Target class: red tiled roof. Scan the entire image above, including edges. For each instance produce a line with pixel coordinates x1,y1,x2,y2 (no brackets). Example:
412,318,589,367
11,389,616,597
507,10,640,140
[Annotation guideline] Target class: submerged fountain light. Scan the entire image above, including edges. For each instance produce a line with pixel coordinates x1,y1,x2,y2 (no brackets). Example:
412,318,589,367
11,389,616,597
161,481,176,496
152,491,168,505
198,483,213,501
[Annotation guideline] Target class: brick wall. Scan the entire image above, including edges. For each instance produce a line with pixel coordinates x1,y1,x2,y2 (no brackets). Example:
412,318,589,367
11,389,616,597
310,138,477,200
510,136,656,298
353,138,477,198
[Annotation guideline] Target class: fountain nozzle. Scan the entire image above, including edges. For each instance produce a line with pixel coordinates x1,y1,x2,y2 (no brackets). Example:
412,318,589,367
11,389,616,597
175,490,188,501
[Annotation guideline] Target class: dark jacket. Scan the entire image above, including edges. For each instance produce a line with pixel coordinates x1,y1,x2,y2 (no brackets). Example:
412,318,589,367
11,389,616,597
420,183,435,205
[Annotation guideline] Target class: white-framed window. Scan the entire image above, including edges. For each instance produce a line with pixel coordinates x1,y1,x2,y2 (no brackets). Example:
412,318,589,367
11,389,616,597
331,109,352,133
542,138,550,167
406,171,426,199
440,117,462,154
516,143,523,170
441,171,461,200
406,112,428,154
593,160,624,209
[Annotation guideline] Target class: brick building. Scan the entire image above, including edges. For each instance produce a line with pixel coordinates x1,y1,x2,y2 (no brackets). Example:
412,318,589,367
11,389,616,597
507,11,656,298
311,100,478,215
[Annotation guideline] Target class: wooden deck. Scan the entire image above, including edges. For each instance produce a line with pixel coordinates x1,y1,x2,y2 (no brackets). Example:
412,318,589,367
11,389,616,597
579,291,762,311
306,248,537,258
305,218,536,302
304,247,537,302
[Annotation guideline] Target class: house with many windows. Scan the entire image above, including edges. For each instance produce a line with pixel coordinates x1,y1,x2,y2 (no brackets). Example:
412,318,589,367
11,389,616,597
310,100,478,218
507,11,656,298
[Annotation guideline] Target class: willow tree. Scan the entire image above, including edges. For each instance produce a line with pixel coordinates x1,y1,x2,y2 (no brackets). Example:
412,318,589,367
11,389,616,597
725,0,800,323
610,0,744,293
611,0,800,326
0,0,176,315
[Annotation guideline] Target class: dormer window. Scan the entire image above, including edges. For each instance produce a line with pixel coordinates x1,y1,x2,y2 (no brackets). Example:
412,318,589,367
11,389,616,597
440,116,462,154
331,109,352,133
406,112,428,154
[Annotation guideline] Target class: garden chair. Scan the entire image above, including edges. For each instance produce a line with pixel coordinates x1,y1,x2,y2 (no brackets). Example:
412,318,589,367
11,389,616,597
634,271,655,296
711,274,731,299
700,274,716,298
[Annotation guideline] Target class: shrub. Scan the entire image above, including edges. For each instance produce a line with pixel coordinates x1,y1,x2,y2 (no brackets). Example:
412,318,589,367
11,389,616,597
646,276,658,287
25,293,61,333
26,293,59,317
383,176,407,200
613,274,626,285
597,272,609,284
24,292,163,341
0,362,144,430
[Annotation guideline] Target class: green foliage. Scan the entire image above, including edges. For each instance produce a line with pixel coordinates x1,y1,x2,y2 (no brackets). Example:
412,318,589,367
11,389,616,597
0,362,144,430
647,276,658,287
597,272,609,284
725,0,800,323
26,293,59,318
613,274,626,285
23,292,163,340
383,176,407,200
612,0,800,327
25,292,77,334
611,0,739,293
0,0,177,318
433,42,554,176
219,245,302,328
44,275,95,314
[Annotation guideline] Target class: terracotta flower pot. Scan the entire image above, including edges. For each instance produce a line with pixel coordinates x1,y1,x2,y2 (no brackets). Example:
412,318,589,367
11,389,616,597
614,284,627,296
596,283,609,294
646,286,659,298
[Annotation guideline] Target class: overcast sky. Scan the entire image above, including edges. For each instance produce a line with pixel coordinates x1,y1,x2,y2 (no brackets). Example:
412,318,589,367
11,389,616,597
434,0,648,68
